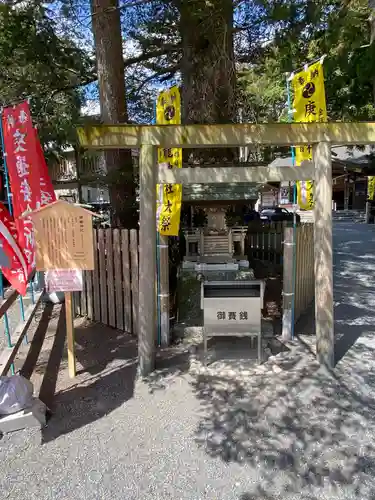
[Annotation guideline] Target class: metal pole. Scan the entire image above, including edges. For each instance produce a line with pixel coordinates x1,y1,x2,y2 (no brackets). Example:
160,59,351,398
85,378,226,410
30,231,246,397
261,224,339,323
158,234,169,346
286,78,297,339
0,269,14,374
0,109,25,356
155,96,170,347
156,227,161,346
0,109,27,341
282,226,294,340
154,99,162,346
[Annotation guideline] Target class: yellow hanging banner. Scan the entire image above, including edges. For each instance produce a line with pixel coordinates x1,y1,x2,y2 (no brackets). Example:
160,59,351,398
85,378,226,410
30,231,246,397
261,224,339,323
292,60,327,209
156,86,182,236
368,176,375,201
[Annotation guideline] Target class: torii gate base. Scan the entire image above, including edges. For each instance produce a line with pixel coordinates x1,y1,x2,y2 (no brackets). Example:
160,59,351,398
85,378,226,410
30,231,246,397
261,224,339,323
77,122,375,376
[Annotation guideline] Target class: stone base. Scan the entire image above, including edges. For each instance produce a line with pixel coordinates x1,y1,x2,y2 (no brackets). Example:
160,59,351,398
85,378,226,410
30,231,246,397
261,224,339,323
195,262,239,271
0,398,46,434
238,260,250,268
183,255,235,264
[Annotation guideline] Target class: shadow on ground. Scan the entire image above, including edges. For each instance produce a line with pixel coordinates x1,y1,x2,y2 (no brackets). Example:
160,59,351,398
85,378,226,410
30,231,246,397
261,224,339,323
18,305,139,443
191,224,375,499
39,317,139,444
19,306,191,444
295,224,375,364
333,224,375,365
20,302,56,380
143,347,191,393
15,297,194,445
192,345,375,499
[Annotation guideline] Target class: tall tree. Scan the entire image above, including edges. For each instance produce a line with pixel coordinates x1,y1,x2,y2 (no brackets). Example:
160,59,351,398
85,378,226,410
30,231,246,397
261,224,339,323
129,0,240,162
180,0,237,163
91,0,136,227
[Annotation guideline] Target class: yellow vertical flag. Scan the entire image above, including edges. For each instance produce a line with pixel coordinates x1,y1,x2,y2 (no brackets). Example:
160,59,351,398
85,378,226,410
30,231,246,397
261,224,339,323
368,176,375,202
292,60,327,209
156,86,182,236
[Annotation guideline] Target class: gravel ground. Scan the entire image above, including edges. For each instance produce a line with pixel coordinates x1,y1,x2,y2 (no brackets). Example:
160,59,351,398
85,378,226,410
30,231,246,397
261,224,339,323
1,222,375,499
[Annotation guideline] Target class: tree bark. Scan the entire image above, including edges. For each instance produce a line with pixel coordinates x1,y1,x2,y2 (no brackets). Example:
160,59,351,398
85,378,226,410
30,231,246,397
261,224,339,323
180,0,237,164
91,0,137,227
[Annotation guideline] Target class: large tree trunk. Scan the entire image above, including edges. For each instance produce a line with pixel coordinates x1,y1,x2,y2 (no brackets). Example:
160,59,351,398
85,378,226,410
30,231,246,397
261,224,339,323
91,0,136,227
180,0,237,164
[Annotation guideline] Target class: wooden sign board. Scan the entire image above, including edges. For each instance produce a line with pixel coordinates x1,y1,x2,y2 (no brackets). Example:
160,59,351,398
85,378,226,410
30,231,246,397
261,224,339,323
45,269,83,293
27,200,95,271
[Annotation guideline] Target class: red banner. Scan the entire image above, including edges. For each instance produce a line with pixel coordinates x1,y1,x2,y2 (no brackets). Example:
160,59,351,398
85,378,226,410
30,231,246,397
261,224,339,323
1,103,56,287
2,103,43,274
34,128,56,208
0,203,28,295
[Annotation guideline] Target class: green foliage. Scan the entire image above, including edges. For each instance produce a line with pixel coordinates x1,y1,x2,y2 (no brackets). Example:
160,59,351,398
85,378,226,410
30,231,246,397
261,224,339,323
0,2,95,153
249,0,375,122
55,0,375,129
237,61,286,123
318,1,375,120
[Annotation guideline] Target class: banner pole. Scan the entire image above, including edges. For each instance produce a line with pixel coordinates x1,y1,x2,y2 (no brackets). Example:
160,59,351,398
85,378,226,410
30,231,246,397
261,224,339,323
154,98,162,347
286,77,297,340
0,110,13,216
0,111,19,365
287,57,327,339
287,54,327,81
0,108,27,346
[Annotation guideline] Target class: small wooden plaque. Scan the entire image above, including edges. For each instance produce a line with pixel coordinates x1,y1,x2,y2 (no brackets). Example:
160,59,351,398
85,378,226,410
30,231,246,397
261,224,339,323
27,200,96,271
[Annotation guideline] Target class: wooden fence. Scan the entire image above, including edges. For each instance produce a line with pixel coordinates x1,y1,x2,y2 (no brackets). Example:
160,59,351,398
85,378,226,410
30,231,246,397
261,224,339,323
74,224,313,338
294,223,314,321
247,222,286,264
282,223,314,337
74,229,139,335
184,222,287,263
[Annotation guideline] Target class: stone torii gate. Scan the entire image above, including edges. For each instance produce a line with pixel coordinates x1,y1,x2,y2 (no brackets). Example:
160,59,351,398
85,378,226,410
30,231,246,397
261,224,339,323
77,122,375,376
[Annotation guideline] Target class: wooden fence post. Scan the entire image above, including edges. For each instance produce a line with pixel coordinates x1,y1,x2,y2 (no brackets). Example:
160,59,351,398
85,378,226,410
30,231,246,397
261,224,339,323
130,229,139,335
106,229,116,328
228,229,233,255
122,230,132,333
92,229,101,322
314,142,334,368
113,229,124,331
98,229,107,324
138,144,157,376
185,234,190,258
199,229,204,256
282,226,294,341
65,291,76,378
